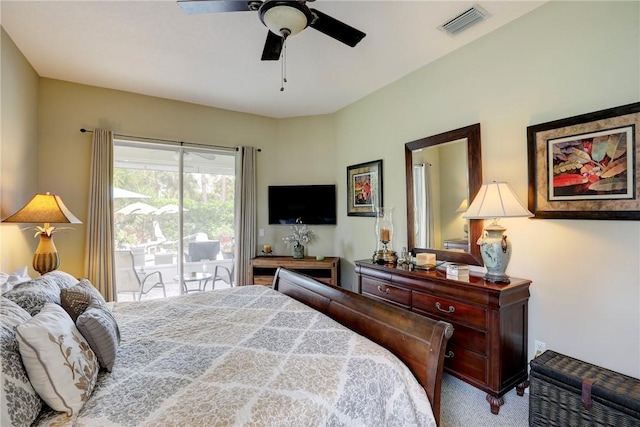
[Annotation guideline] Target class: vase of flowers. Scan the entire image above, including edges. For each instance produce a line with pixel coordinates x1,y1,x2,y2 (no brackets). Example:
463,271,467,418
283,219,314,259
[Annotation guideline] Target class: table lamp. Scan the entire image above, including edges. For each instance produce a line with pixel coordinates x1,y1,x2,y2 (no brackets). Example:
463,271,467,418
463,182,533,283
2,193,82,275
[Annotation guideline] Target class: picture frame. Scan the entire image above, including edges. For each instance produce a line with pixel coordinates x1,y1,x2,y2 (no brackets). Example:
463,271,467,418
527,102,640,220
347,159,383,216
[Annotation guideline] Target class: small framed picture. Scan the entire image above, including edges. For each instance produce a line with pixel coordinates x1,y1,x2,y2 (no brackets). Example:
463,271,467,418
347,159,383,217
527,102,640,220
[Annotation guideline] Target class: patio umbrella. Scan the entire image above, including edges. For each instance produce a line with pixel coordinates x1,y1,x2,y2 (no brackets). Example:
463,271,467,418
154,204,188,215
113,187,151,199
116,202,158,215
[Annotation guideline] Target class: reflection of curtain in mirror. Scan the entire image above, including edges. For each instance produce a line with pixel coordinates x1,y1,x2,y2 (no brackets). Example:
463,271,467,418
413,164,434,248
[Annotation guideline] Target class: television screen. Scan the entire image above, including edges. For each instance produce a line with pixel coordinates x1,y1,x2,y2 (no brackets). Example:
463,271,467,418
268,185,337,225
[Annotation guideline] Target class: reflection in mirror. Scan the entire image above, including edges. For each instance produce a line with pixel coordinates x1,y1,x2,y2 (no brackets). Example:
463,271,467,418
405,123,484,266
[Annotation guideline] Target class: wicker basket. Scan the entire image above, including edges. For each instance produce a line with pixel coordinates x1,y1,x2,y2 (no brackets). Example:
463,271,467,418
530,351,640,426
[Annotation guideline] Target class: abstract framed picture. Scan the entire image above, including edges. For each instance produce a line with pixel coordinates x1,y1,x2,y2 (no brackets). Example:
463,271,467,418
347,159,383,217
527,102,640,220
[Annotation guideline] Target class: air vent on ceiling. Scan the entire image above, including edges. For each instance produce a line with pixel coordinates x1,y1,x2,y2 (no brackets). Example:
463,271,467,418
440,6,487,36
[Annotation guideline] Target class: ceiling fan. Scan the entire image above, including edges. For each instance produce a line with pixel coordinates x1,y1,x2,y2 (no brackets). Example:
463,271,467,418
178,0,366,61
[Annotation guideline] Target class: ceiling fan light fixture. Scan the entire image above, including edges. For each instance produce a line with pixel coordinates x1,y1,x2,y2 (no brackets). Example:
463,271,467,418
260,1,311,37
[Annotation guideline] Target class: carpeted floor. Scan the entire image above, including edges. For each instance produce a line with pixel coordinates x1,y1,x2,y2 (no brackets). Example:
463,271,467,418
440,374,529,426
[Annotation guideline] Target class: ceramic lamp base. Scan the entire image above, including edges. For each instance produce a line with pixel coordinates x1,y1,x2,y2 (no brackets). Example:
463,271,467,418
33,234,60,275
477,223,512,284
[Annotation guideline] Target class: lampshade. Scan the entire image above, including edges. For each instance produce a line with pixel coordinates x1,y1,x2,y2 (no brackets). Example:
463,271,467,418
463,182,533,219
2,193,82,224
260,1,311,37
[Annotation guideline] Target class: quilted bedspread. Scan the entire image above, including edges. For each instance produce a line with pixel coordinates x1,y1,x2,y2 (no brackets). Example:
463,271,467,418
35,285,435,426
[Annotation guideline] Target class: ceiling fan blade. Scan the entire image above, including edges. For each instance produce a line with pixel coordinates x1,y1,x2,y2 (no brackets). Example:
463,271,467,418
309,8,366,47
261,31,284,61
178,0,256,15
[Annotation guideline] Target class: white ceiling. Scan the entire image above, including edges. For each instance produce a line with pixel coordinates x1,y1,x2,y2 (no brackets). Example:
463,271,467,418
1,0,545,119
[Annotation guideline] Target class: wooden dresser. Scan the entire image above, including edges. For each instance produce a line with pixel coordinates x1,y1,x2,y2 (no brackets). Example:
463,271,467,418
249,256,340,286
355,259,531,414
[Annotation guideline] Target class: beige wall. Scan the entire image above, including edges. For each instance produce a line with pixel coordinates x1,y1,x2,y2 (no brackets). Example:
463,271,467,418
34,79,278,277
2,1,639,377
0,28,40,274
334,1,640,376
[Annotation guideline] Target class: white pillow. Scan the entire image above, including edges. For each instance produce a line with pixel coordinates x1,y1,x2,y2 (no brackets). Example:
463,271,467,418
0,266,31,293
16,303,99,416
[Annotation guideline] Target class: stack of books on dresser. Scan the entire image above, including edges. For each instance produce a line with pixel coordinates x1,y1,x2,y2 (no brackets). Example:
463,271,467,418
446,263,469,281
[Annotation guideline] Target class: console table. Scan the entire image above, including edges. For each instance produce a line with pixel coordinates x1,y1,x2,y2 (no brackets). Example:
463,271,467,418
249,256,340,286
355,259,531,414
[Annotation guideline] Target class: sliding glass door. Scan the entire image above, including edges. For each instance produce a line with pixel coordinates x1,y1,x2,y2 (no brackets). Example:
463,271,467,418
113,140,235,301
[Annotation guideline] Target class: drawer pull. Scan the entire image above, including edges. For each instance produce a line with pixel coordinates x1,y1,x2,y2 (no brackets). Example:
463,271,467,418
377,285,390,294
445,350,454,359
436,302,455,313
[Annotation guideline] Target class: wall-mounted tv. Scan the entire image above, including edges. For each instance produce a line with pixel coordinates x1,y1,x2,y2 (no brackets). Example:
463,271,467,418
268,185,337,225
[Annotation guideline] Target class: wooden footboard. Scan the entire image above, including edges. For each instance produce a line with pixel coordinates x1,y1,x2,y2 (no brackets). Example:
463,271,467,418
272,267,454,425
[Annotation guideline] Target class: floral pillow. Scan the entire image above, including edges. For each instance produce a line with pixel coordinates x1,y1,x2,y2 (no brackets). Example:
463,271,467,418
0,297,43,427
16,303,98,416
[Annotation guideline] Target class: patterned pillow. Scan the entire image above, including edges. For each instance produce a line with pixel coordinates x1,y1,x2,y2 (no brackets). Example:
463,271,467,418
0,297,42,426
42,271,79,291
16,303,99,416
0,296,31,327
2,277,60,316
60,279,107,322
76,300,121,371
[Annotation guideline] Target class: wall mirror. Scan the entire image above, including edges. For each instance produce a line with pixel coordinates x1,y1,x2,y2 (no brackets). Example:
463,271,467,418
405,123,484,266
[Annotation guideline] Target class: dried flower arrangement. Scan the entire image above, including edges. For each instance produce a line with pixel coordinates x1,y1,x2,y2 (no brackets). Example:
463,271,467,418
282,219,315,247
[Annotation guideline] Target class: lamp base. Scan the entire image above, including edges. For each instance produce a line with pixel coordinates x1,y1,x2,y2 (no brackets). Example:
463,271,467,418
477,223,512,285
33,234,60,275
483,272,511,284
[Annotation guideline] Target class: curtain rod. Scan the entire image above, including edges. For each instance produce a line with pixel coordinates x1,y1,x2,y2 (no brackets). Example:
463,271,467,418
79,128,261,152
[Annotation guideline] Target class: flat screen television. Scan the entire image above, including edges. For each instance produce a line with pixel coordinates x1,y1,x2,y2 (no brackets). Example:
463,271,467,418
268,185,337,225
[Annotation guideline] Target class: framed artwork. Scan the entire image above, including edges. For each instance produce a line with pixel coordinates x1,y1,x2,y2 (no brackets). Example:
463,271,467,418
347,159,383,216
527,102,640,220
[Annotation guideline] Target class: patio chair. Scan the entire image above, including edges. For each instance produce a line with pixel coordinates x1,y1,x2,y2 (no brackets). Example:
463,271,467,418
115,250,167,300
209,263,234,290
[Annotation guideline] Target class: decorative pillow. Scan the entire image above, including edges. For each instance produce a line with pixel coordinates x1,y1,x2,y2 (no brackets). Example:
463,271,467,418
16,303,99,416
76,300,120,371
2,278,60,317
0,298,42,427
42,270,79,291
0,296,31,327
60,279,107,322
0,267,31,294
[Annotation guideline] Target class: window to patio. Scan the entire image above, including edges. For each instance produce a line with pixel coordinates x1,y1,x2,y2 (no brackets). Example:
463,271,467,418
113,139,235,300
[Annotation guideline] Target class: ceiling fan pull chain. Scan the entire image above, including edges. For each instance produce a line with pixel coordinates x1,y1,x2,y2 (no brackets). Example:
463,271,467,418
280,37,287,92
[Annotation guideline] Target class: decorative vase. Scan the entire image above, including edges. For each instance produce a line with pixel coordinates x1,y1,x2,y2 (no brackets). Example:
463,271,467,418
33,234,60,275
293,243,305,259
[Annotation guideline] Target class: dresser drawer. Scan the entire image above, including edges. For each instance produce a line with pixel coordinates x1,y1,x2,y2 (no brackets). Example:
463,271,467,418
361,277,411,307
445,342,487,385
413,291,487,330
447,322,486,355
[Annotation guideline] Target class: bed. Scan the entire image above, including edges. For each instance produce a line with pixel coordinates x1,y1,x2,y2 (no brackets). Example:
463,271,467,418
1,268,453,426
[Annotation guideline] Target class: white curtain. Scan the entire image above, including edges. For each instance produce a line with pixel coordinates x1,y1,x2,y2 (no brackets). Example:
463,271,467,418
413,164,434,248
234,146,257,286
85,129,116,301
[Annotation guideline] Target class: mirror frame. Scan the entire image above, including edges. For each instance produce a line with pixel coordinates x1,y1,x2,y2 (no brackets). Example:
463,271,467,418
405,123,484,266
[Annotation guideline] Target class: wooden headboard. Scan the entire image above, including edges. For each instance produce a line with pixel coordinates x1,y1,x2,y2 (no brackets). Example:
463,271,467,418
272,267,454,425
